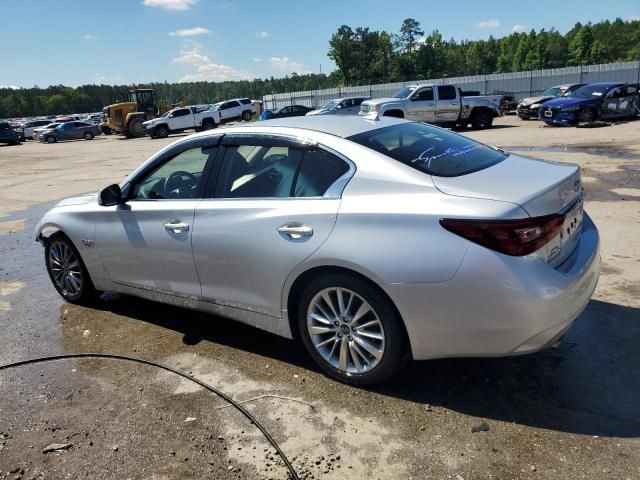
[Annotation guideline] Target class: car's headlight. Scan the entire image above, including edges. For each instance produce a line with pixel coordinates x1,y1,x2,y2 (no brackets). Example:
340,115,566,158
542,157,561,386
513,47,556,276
368,104,378,112
530,103,541,109
518,102,527,108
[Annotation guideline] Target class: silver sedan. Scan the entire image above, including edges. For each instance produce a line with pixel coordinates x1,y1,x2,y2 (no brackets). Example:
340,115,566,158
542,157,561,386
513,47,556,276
36,116,600,385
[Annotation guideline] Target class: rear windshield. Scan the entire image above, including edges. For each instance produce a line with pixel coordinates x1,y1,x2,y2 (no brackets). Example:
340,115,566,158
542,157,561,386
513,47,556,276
347,122,507,177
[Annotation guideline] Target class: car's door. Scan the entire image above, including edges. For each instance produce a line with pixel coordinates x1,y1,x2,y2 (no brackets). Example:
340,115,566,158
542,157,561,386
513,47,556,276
192,134,353,318
55,123,75,140
602,86,626,118
95,137,220,297
435,85,461,122
168,108,192,129
278,106,293,118
617,85,639,117
217,102,233,121
406,87,436,122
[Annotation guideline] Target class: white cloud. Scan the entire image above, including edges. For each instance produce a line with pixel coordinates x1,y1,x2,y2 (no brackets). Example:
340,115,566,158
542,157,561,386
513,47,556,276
0,85,18,90
511,24,526,33
84,34,98,40
143,0,197,11
253,57,264,63
269,57,312,74
476,19,501,29
169,27,209,37
94,74,123,84
257,31,270,38
629,14,640,21
172,41,254,82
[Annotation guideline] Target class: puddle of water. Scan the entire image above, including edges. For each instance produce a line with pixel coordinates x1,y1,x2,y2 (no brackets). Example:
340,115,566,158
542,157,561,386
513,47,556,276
500,144,640,159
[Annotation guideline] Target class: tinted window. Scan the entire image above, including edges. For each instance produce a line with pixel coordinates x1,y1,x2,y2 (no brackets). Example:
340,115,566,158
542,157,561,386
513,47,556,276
413,88,434,101
348,123,506,177
173,109,190,117
353,98,366,106
294,149,350,197
239,98,252,105
217,145,302,198
132,146,214,200
438,85,457,100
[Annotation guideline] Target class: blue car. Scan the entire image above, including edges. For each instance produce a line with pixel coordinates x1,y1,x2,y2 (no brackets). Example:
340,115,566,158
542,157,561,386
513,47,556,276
540,82,640,126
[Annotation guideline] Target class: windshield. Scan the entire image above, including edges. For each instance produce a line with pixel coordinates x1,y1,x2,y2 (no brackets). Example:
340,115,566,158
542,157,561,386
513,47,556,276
392,87,417,99
540,87,562,97
210,103,222,111
567,84,612,99
348,123,507,177
321,101,338,110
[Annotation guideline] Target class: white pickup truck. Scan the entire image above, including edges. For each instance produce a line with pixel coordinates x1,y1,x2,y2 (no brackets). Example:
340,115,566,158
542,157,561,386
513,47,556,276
359,84,502,129
143,105,220,139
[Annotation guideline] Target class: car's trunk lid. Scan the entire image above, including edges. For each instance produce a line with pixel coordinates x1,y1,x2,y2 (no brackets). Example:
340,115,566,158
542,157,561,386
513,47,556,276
433,154,583,265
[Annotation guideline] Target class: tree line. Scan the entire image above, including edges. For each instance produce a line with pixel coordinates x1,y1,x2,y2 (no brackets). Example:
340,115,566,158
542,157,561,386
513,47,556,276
1,18,639,118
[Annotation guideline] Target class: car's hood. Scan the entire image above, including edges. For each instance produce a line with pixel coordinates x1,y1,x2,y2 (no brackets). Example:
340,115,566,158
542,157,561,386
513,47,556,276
432,153,580,217
542,97,592,109
519,95,553,106
142,119,159,126
55,193,97,207
363,97,401,107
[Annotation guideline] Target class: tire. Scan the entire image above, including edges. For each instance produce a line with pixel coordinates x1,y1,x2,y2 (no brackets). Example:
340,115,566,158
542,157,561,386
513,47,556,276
83,132,94,140
202,120,216,130
242,110,252,121
127,117,145,138
577,108,597,123
45,233,99,304
471,109,493,129
46,135,56,144
154,125,169,138
297,273,407,385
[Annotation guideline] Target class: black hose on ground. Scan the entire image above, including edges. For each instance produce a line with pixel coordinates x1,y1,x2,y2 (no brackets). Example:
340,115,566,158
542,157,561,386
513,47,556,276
0,353,300,480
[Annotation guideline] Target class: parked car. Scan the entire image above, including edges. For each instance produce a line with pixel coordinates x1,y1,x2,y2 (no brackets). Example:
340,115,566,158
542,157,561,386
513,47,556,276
306,97,370,116
36,115,600,385
359,84,501,129
497,94,518,114
259,104,314,121
0,121,21,145
516,84,586,120
540,82,640,126
32,122,62,140
15,119,55,141
143,105,220,138
38,121,102,143
210,98,255,123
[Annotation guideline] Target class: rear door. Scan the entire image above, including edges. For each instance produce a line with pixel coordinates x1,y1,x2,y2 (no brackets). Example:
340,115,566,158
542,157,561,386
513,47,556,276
435,85,460,122
192,134,352,318
169,108,193,130
406,87,436,122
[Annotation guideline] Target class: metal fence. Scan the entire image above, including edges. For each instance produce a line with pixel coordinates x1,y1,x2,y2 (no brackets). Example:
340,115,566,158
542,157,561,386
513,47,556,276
262,61,640,110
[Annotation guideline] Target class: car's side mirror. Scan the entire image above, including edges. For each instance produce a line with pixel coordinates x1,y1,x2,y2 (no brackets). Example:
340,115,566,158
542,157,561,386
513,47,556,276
99,184,124,206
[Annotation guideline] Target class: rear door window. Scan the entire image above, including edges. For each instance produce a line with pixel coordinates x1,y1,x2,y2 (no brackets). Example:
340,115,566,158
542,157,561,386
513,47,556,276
437,85,457,100
348,122,506,177
294,149,350,197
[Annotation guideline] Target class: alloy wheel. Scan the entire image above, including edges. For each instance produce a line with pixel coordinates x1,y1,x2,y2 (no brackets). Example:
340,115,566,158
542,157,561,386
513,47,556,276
306,287,385,374
48,240,83,297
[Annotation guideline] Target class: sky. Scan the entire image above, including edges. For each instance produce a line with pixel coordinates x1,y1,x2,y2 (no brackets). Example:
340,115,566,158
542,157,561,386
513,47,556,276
1,0,639,89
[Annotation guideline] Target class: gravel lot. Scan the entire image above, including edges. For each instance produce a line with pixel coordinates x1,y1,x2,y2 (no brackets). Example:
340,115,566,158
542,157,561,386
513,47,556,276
0,116,639,479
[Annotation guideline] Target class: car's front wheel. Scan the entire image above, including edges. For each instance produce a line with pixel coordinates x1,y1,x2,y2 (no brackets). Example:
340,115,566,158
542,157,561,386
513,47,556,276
46,135,56,143
45,233,98,304
297,273,406,385
83,132,94,140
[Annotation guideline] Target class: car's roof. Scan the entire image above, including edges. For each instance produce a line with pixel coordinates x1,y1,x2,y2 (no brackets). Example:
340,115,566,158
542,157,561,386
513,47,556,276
258,114,408,138
583,82,625,88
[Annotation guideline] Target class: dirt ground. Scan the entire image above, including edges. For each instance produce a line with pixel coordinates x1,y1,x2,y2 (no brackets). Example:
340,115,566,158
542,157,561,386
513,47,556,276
0,116,639,480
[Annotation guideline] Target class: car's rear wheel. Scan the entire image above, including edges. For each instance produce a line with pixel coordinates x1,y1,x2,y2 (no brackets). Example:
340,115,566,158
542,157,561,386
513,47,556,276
45,234,98,304
471,109,494,129
297,273,406,385
83,132,94,140
242,111,252,121
577,107,597,123
46,135,56,143
202,120,216,130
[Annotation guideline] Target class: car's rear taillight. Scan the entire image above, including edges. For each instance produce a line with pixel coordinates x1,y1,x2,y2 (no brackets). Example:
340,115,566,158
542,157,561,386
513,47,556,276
440,214,565,256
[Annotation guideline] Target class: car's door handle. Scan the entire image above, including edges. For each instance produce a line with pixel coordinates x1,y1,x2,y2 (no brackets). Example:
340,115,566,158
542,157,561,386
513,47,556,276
277,223,313,239
164,220,190,234
450,102,459,105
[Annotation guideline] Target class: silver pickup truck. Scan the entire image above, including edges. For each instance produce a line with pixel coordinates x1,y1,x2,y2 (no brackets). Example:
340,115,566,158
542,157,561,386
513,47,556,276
359,84,502,129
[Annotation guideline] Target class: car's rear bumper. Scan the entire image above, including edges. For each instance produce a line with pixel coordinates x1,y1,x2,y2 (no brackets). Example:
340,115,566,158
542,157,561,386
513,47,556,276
387,213,600,360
